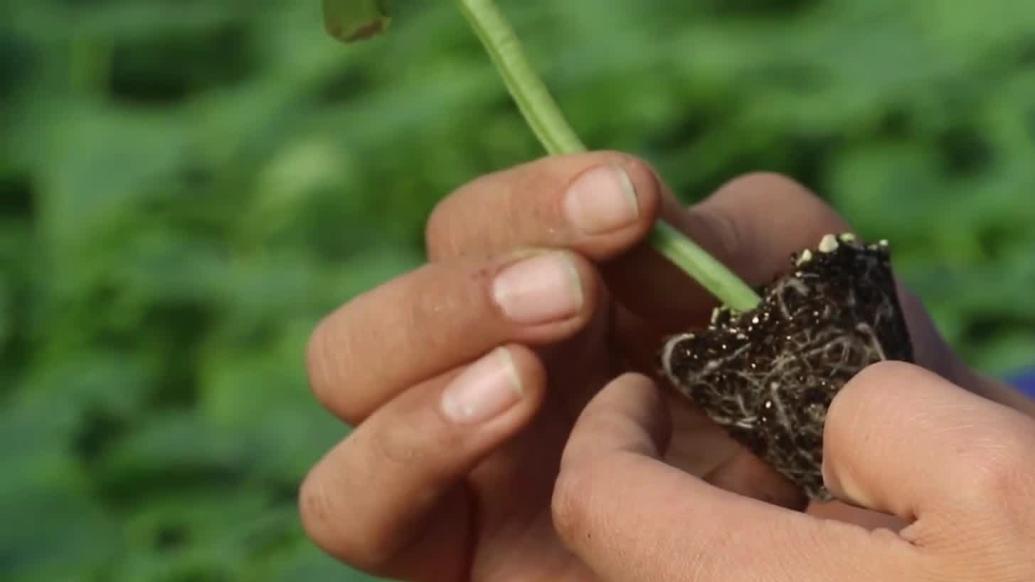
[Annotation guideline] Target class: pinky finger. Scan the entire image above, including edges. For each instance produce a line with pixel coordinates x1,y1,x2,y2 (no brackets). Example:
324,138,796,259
299,345,546,579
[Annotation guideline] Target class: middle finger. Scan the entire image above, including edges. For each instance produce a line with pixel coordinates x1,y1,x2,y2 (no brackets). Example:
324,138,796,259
306,249,601,424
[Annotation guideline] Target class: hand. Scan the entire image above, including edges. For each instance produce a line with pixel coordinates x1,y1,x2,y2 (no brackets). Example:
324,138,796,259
554,365,1035,581
297,152,1028,581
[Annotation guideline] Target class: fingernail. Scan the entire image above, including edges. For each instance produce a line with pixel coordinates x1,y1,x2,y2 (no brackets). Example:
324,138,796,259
492,252,584,325
563,164,640,235
441,347,523,424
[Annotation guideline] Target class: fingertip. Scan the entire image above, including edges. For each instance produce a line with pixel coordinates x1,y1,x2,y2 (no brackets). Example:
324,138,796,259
489,249,604,345
299,447,394,570
426,151,666,263
557,151,663,256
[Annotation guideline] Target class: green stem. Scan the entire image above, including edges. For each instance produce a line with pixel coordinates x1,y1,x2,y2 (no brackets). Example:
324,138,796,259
454,0,585,155
454,0,762,310
649,222,760,311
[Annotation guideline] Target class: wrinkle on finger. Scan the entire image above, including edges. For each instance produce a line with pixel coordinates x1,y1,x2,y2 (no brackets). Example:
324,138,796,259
425,151,663,262
554,376,920,582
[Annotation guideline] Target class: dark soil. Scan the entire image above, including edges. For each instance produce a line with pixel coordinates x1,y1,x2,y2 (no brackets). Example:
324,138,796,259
661,233,913,500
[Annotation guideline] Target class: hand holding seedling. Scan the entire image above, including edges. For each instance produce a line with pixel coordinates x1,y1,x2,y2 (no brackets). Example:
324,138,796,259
554,365,1035,581
299,161,1031,579
304,1,1035,579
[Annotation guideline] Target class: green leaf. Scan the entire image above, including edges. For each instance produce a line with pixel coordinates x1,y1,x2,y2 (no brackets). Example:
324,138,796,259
322,0,391,43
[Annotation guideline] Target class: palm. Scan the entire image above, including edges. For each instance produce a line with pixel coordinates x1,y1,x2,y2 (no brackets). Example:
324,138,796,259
461,289,793,579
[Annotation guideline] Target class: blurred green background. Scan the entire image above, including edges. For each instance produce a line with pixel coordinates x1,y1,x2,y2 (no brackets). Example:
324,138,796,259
3,0,1035,580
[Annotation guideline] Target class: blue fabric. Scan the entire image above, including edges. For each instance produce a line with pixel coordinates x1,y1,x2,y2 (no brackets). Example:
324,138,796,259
1008,369,1035,398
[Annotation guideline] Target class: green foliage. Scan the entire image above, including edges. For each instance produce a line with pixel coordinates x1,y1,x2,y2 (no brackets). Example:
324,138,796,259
2,0,1034,580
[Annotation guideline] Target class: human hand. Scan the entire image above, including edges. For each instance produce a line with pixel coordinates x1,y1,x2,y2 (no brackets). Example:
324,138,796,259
553,365,1035,581
298,152,1028,580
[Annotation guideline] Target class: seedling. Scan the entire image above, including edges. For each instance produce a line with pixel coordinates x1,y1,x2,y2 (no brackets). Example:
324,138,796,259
322,0,760,312
662,234,912,499
323,0,913,499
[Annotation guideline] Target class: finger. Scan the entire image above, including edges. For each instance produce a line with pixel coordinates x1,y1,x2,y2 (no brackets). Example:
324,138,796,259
556,373,671,463
606,172,853,325
426,151,663,262
613,305,806,509
307,250,600,423
300,345,546,579
823,361,1035,528
431,157,850,325
553,374,919,582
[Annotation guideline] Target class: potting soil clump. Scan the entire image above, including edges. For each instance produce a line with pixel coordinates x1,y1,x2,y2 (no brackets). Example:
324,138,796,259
661,233,913,500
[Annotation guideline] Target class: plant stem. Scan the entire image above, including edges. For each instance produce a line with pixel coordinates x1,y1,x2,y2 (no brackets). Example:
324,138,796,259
649,221,760,311
454,0,585,155
454,0,762,310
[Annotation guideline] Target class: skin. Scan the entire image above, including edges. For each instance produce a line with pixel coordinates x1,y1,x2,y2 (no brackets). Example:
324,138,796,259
555,367,1035,581
299,152,1035,581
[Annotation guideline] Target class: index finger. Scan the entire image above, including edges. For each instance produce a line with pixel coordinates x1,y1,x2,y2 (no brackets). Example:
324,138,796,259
553,374,919,582
428,152,850,325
